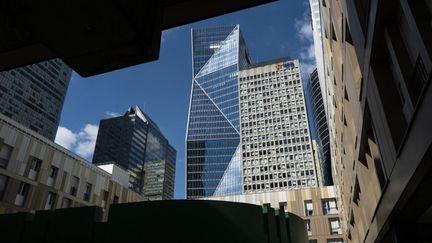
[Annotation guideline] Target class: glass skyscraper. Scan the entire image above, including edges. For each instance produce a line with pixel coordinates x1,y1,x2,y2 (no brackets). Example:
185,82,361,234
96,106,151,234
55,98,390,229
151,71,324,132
186,25,252,198
93,106,176,196
306,68,332,185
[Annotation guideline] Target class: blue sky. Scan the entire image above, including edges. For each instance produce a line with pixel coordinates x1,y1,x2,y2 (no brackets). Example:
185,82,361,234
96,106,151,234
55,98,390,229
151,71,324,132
54,0,315,199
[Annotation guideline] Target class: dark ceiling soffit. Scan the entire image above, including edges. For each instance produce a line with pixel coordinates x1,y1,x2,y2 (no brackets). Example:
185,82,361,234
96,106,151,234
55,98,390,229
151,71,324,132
0,0,277,77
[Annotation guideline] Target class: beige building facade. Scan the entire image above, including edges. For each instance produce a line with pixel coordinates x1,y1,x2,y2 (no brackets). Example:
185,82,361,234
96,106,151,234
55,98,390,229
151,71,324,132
208,186,343,243
239,58,319,193
316,0,432,242
0,114,144,215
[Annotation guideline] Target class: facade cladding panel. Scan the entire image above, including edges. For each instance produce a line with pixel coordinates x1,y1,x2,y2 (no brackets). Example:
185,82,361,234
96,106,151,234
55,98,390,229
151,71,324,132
93,106,176,197
0,59,72,140
316,0,432,241
306,69,332,186
0,114,144,215
239,59,318,193
186,25,252,198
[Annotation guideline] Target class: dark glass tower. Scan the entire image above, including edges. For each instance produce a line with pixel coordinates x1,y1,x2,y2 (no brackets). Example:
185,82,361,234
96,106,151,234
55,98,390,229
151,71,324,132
93,106,176,195
306,68,333,185
186,25,252,198
0,59,72,140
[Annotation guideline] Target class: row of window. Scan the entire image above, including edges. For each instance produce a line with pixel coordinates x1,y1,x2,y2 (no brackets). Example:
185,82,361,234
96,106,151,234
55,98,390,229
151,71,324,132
242,128,309,141
0,174,118,210
241,85,302,98
240,76,301,86
305,217,342,236
240,90,303,102
239,68,299,82
242,104,305,114
242,144,311,158
304,199,339,216
242,136,309,148
244,178,316,190
244,169,315,178
244,156,313,166
0,143,121,209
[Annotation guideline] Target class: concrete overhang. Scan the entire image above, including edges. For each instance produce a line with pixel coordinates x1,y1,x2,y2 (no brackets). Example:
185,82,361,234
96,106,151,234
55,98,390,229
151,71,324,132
0,0,276,77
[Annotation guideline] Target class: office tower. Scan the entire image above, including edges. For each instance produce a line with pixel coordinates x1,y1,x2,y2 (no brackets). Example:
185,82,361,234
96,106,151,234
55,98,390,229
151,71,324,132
306,69,332,186
186,25,252,199
0,113,143,214
143,160,175,200
315,0,432,242
0,59,72,140
93,106,176,196
239,58,318,193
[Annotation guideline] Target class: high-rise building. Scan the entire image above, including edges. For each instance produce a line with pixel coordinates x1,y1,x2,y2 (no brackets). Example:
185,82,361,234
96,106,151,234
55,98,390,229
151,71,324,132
93,106,176,197
186,25,252,199
239,58,318,193
315,0,432,242
306,68,332,186
0,59,72,140
143,160,175,200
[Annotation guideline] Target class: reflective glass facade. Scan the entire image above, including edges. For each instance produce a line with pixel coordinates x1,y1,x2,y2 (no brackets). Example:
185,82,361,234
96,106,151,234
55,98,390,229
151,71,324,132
186,25,251,198
93,106,176,196
306,69,332,185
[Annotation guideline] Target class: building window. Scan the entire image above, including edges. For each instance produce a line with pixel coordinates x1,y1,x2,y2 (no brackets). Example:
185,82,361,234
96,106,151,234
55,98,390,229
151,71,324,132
0,174,8,199
61,198,72,208
69,176,79,196
305,219,312,236
279,201,288,213
113,195,119,204
304,200,313,216
83,183,92,202
322,198,338,214
0,144,13,168
15,182,30,206
28,157,42,180
47,166,58,187
309,240,318,243
329,218,342,235
327,239,343,243
44,192,57,210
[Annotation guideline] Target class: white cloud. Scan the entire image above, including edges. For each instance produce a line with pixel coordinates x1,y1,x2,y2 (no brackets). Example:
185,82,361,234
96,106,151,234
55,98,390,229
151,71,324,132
300,44,315,61
55,124,99,161
55,127,77,150
105,111,120,118
296,21,313,41
75,124,98,158
295,5,316,78
300,62,316,79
